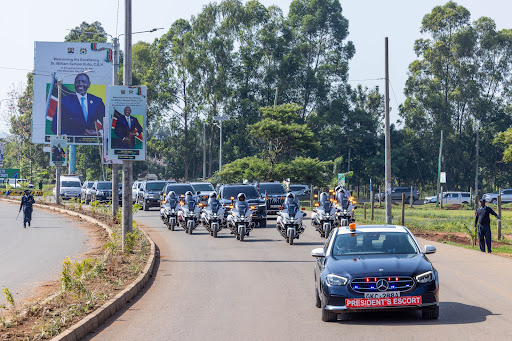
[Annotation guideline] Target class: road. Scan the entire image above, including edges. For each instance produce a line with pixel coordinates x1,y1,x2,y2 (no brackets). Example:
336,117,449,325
0,201,87,305
86,209,512,340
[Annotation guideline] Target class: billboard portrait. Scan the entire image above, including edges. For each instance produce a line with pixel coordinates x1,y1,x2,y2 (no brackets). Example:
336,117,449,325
107,86,147,161
32,42,113,145
50,135,67,167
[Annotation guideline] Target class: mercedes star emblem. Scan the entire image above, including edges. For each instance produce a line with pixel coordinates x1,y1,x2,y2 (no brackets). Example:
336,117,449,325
376,279,389,291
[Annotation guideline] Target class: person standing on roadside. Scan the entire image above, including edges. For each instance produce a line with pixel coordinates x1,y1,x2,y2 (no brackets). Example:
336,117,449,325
474,198,501,253
19,189,35,228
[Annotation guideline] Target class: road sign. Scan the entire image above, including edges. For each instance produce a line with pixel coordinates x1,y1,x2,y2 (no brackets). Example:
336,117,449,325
0,168,20,178
213,116,229,121
50,136,67,166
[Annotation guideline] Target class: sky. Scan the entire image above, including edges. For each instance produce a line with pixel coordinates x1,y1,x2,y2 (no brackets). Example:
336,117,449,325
0,0,511,136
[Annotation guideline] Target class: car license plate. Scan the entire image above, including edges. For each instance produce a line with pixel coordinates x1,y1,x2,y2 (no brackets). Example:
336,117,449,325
270,205,280,208
364,291,400,299
346,296,422,308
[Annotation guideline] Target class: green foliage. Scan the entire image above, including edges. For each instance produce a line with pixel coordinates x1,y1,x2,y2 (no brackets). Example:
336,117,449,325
2,287,15,309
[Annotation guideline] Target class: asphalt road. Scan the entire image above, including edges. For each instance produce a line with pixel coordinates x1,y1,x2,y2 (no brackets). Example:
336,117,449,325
0,201,87,305
86,209,512,340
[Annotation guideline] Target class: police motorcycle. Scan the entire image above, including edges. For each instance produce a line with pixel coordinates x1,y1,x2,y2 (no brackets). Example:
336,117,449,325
178,191,202,234
160,191,180,231
334,187,357,227
276,192,307,245
311,192,337,238
226,193,255,241
201,192,226,238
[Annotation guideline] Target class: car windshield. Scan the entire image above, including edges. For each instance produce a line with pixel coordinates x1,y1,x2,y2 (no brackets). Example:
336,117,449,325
259,184,286,195
86,182,94,188
332,232,418,257
222,186,260,199
146,182,167,191
191,183,214,191
62,181,81,188
166,185,195,196
97,182,112,190
290,185,306,191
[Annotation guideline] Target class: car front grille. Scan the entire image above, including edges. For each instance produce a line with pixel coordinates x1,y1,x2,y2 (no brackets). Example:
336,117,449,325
350,276,415,293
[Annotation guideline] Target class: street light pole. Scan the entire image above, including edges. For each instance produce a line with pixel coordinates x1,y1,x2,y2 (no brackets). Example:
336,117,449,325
55,79,62,205
112,37,120,218
219,120,222,172
384,37,392,224
122,0,134,249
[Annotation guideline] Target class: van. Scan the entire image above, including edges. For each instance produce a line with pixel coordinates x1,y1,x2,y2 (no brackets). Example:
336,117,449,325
53,176,82,200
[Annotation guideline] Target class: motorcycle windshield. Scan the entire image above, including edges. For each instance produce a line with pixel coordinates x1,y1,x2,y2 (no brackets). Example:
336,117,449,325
342,198,349,209
210,202,219,213
287,204,298,216
323,202,332,211
167,199,177,209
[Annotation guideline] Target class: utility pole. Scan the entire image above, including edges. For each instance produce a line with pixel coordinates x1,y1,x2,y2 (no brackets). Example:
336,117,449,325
475,126,480,197
384,37,392,224
435,130,443,208
219,120,223,172
112,37,120,217
122,0,134,249
203,120,206,181
55,79,62,205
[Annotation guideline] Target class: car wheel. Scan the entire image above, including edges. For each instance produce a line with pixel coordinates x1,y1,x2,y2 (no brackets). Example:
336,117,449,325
421,305,439,320
491,199,497,205
321,297,337,322
259,219,267,228
462,201,469,205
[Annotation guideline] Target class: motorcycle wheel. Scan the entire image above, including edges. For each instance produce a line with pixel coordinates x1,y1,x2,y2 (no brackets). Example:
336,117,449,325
213,224,218,238
288,230,294,245
240,230,245,241
170,221,175,231
188,221,193,235
259,219,267,228
324,225,332,239
143,200,148,211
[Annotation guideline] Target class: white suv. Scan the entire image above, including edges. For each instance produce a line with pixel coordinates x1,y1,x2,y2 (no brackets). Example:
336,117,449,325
424,191,471,205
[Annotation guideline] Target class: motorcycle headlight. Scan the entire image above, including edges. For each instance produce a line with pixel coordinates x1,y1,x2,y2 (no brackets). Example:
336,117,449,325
415,271,435,283
326,274,348,286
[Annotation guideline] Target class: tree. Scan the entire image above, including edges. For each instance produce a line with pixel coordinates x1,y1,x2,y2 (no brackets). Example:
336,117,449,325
247,103,319,178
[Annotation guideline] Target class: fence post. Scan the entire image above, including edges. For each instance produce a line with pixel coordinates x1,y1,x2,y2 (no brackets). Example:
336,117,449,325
410,186,414,207
498,192,502,240
379,185,382,208
371,190,374,220
363,203,367,220
401,192,405,226
310,184,313,208
440,186,443,209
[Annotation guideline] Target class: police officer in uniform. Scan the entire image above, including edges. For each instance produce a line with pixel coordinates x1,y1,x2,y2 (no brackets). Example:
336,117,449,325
19,189,35,228
474,198,501,253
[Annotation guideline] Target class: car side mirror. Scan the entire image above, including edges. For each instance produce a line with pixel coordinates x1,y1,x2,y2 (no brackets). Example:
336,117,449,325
196,191,201,195
311,248,326,258
424,245,436,254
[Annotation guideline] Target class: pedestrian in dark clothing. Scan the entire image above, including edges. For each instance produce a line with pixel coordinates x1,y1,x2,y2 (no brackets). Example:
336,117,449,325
38,180,43,190
19,189,35,228
474,199,501,253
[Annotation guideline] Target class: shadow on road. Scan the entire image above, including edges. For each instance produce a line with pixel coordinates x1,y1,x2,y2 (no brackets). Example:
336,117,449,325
334,302,496,325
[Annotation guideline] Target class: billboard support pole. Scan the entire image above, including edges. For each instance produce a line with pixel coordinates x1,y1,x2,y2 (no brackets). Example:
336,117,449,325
68,145,76,174
55,79,62,205
112,37,120,218
122,0,134,252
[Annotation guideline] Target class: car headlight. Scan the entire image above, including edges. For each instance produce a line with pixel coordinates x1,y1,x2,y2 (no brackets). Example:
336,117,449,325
326,274,348,286
416,271,435,283
97,191,104,195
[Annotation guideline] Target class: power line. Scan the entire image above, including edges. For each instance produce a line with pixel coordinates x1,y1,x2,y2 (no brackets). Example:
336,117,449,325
347,77,385,82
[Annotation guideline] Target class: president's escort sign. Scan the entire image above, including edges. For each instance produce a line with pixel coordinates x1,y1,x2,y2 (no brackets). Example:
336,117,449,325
107,86,147,161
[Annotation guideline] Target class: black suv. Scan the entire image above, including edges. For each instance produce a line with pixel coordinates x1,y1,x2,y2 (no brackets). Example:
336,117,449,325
91,181,113,203
217,184,267,227
375,186,419,202
160,183,196,206
258,182,287,215
137,180,169,211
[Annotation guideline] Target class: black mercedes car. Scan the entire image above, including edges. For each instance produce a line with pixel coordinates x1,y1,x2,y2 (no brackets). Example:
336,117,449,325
312,224,439,322
218,184,267,227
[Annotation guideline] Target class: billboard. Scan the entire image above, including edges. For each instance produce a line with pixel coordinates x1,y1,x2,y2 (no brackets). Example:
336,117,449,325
107,86,147,161
50,136,67,166
32,42,113,145
102,118,122,164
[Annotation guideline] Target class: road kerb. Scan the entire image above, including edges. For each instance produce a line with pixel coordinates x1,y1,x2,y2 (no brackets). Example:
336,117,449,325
0,198,156,341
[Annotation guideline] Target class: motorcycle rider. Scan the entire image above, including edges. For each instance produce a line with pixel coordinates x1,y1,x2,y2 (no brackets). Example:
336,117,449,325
207,192,220,210
227,193,248,226
166,191,179,208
